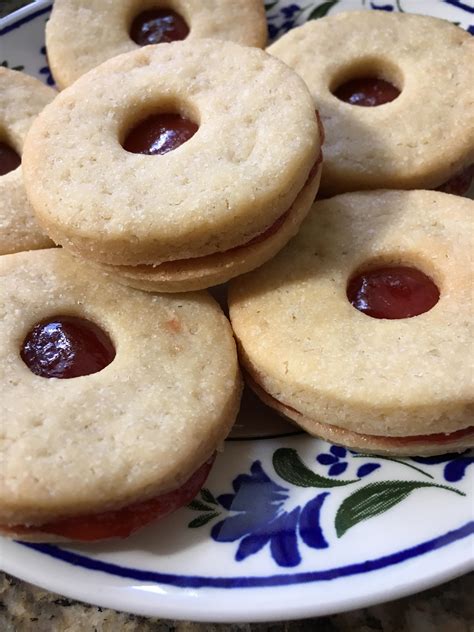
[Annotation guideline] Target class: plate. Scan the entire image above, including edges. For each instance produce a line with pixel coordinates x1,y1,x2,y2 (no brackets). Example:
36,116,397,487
0,0,473,623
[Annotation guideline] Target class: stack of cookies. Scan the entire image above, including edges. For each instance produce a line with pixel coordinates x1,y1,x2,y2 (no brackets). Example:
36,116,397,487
0,1,472,542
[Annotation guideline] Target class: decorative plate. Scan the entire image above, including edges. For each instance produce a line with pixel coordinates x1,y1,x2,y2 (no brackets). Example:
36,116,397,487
0,0,473,623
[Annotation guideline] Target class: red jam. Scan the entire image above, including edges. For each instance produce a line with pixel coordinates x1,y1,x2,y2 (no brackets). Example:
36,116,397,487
21,316,116,379
123,113,198,155
334,78,400,107
437,164,474,196
0,141,21,176
130,9,189,46
6,457,214,541
347,266,439,319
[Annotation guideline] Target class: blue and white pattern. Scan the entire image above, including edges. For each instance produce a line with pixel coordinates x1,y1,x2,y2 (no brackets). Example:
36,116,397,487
0,0,473,622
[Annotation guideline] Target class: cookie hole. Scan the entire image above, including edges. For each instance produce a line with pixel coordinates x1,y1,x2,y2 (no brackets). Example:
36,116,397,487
347,263,439,319
20,315,116,379
123,111,198,155
331,58,402,107
129,7,189,46
0,140,21,176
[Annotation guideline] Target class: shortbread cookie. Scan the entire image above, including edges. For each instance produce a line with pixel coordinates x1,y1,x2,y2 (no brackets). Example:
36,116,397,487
23,40,322,292
0,68,55,255
229,190,473,456
268,12,474,196
0,249,241,541
46,0,268,89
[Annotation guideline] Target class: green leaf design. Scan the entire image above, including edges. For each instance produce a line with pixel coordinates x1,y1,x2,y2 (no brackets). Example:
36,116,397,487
200,487,219,506
308,1,338,20
187,499,214,512
335,480,465,537
188,512,220,529
273,448,359,488
264,1,279,10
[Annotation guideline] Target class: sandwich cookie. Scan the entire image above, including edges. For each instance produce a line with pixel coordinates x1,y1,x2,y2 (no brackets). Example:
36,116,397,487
268,12,474,197
229,190,473,456
46,0,268,89
0,249,241,541
23,39,322,292
0,68,56,255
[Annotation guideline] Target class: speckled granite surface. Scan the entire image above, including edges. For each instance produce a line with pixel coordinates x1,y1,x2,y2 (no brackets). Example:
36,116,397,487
0,571,473,631
1,1,473,629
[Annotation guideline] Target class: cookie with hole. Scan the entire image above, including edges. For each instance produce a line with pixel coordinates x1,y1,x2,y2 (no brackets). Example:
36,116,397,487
228,190,473,456
22,39,322,292
0,248,241,541
267,11,474,197
46,0,268,90
0,68,56,255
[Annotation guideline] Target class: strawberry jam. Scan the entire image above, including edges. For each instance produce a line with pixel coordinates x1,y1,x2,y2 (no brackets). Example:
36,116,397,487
130,9,189,46
334,78,400,107
347,266,439,319
6,457,214,541
0,141,21,176
123,113,198,156
21,316,115,378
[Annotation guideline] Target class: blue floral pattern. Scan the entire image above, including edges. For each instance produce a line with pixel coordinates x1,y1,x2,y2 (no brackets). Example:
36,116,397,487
188,448,470,568
210,461,328,567
38,44,54,86
412,452,474,483
265,0,473,43
317,446,381,478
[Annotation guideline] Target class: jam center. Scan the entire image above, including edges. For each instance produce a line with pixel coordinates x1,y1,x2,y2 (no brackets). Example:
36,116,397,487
123,113,198,155
347,266,439,319
334,78,400,107
130,9,189,46
21,316,116,378
0,141,21,176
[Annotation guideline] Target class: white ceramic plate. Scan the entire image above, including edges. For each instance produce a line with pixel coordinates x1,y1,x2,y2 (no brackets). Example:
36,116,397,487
0,0,473,623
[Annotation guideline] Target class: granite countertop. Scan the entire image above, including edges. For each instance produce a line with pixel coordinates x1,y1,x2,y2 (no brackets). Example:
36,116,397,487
0,1,473,630
0,572,472,631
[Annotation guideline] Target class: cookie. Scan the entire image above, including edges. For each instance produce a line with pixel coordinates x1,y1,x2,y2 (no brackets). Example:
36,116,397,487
229,190,473,456
22,39,322,292
0,249,241,541
46,0,268,89
268,12,474,196
0,68,56,255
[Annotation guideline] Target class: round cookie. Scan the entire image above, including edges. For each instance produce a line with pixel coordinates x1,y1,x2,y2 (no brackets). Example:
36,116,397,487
0,248,241,540
267,12,474,196
229,190,473,456
23,39,322,293
0,68,56,255
46,0,268,89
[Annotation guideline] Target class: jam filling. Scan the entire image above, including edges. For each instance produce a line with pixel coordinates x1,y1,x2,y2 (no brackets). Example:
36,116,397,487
247,374,473,448
120,151,323,272
437,164,474,196
0,141,21,176
4,457,214,541
347,266,439,319
123,113,198,156
21,316,115,379
130,9,189,46
334,78,400,107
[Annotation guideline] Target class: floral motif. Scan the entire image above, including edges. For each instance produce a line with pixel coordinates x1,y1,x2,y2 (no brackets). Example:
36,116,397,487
1,59,24,71
317,445,381,478
39,44,54,86
188,448,467,567
210,461,329,567
412,452,474,483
